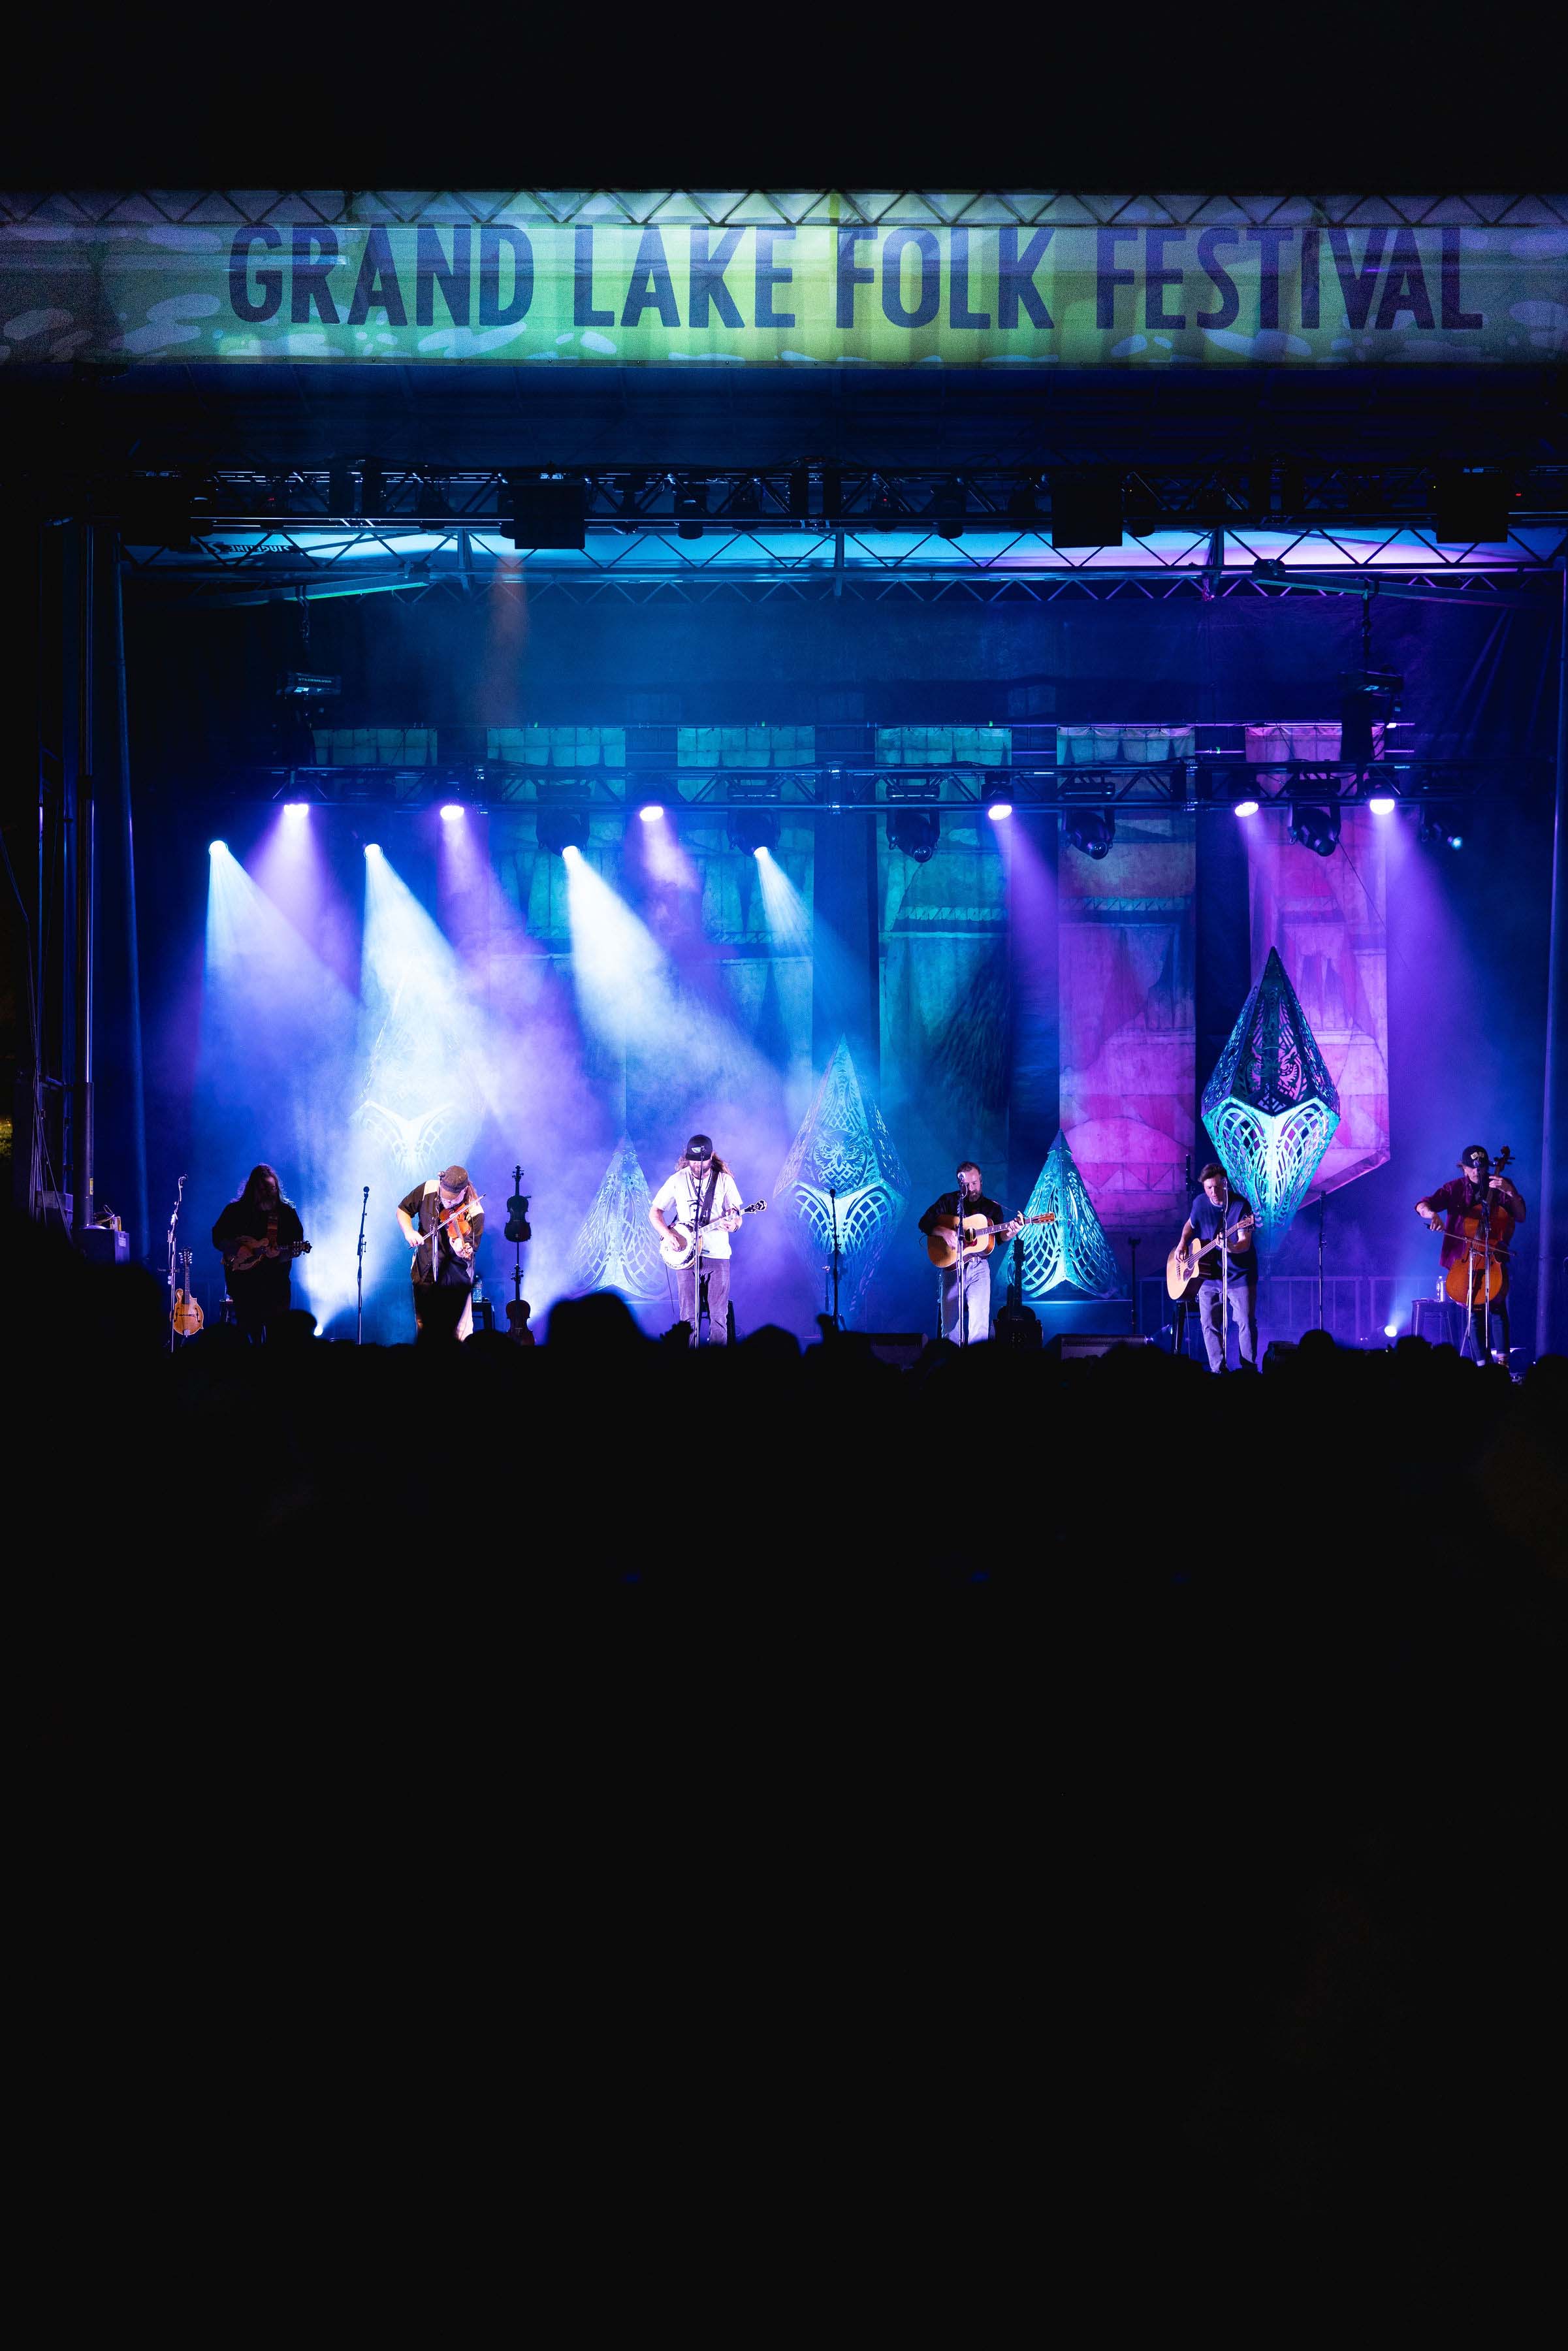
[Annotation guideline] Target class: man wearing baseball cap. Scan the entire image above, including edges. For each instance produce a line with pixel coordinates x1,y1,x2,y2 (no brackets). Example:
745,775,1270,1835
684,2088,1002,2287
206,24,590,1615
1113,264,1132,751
396,1161,485,1341
649,1134,746,1343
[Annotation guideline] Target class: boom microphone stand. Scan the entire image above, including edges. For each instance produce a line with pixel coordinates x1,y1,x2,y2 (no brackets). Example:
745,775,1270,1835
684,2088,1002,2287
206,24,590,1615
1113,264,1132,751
827,1185,843,1330
356,1185,370,1346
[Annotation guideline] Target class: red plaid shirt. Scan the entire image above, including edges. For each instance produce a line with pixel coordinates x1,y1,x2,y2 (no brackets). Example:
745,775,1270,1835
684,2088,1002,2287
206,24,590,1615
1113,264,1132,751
1421,1176,1523,1271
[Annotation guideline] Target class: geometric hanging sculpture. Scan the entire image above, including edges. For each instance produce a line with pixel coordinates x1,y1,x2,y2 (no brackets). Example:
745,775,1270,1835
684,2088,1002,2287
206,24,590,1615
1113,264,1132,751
1016,1128,1123,1300
773,1035,909,1319
568,1135,669,1303
1201,945,1341,1236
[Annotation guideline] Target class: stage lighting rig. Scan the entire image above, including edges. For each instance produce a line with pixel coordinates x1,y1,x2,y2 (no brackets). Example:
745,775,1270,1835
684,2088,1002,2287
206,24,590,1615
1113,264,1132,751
673,478,707,539
884,776,942,803
537,805,590,856
1340,669,1403,765
982,777,1014,821
1288,803,1342,857
502,473,586,551
888,808,941,863
931,477,967,540
1051,469,1124,550
1064,809,1115,860
729,810,781,856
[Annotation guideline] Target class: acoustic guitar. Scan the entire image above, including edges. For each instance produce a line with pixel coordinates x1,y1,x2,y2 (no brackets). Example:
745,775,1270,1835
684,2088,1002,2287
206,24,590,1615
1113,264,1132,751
926,1211,1055,1270
227,1229,313,1275
1165,1215,1255,1303
171,1249,205,1336
660,1200,767,1270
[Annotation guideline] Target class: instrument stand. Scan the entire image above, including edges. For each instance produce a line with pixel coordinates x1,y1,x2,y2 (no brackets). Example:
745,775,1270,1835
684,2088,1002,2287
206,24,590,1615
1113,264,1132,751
166,1174,185,1353
356,1184,370,1345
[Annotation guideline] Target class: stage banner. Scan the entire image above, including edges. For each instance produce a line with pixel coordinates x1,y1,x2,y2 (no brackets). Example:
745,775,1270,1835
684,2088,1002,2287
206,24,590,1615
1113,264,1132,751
2,207,1564,365
1059,814,1197,1234
1244,810,1389,1199
880,816,1010,1200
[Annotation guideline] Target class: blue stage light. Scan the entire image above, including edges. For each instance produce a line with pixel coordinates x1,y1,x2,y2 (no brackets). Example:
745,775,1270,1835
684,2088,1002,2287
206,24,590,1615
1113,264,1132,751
208,839,227,855
1234,797,1260,818
1368,793,1396,814
638,803,664,823
440,803,464,820
985,800,1013,822
364,842,381,857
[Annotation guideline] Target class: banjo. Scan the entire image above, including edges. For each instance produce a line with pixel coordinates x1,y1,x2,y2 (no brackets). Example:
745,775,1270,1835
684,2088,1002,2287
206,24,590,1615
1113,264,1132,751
659,1199,767,1270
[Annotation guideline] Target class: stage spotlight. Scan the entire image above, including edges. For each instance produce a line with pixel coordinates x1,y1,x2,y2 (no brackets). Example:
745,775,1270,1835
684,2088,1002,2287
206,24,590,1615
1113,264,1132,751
282,801,310,814
931,476,967,540
982,777,1014,820
208,839,227,856
728,808,781,856
1050,468,1124,550
673,478,707,540
1448,830,1463,850
638,803,664,822
1288,803,1341,857
887,808,941,863
1234,797,1260,818
1384,1321,1400,1339
1064,809,1115,860
538,805,591,856
440,803,465,821
986,799,1014,822
1367,792,1397,814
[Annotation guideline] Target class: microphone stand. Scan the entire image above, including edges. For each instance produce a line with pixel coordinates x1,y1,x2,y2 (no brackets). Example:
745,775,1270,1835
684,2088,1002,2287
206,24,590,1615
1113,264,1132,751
167,1174,185,1354
356,1185,370,1346
828,1185,843,1330
1219,1177,1231,1373
1317,1191,1326,1330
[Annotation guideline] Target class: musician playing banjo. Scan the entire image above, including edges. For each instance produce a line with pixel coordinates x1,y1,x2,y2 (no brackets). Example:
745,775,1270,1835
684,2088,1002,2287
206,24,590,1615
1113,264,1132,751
1174,1162,1258,1372
918,1162,1021,1345
649,1134,746,1345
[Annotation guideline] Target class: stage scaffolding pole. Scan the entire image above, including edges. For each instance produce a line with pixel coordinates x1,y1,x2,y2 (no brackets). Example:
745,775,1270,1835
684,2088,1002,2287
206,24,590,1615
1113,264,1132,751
71,523,95,1239
1537,562,1567,1362
109,536,149,1262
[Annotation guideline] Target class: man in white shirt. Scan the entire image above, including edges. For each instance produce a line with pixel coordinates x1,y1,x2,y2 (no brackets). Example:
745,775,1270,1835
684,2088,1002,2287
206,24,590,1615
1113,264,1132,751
649,1133,745,1344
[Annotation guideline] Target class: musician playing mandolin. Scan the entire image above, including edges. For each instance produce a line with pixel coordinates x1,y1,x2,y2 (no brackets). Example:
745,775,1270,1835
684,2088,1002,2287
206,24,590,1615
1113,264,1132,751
398,1163,485,1341
918,1162,1021,1345
212,1163,308,1345
1174,1164,1258,1372
1415,1144,1526,1364
649,1134,745,1345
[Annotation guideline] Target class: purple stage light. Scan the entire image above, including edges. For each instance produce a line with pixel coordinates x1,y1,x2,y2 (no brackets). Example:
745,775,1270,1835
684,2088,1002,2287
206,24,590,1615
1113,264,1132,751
1233,798,1260,818
638,803,664,822
1368,794,1396,814
440,803,464,820
208,839,227,855
282,801,310,815
986,800,1014,822
1384,1321,1400,1338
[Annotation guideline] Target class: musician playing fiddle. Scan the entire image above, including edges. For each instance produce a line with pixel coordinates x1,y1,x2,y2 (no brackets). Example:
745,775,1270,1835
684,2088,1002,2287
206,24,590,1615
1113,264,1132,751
398,1163,485,1341
1415,1144,1526,1365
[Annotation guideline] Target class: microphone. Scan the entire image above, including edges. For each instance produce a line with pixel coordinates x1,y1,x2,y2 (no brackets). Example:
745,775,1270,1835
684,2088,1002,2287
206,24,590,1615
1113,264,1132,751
362,1185,370,1199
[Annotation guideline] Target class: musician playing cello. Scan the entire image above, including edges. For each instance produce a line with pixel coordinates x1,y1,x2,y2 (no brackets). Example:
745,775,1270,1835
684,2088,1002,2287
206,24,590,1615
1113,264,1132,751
1415,1144,1526,1364
918,1162,1021,1345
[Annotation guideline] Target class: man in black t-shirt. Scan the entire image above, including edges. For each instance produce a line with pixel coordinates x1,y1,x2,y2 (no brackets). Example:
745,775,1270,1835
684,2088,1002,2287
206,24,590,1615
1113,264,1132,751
396,1163,484,1341
1174,1162,1258,1371
212,1163,307,1344
917,1160,1019,1344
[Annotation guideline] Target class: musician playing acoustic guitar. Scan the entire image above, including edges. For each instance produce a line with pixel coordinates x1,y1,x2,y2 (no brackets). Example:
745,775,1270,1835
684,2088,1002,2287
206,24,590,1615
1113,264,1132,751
1415,1144,1526,1365
918,1162,1021,1345
212,1162,310,1345
1173,1163,1258,1373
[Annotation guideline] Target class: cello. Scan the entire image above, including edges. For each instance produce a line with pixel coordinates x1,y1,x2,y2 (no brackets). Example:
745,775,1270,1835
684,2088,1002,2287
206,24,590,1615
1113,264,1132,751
1443,1145,1515,1311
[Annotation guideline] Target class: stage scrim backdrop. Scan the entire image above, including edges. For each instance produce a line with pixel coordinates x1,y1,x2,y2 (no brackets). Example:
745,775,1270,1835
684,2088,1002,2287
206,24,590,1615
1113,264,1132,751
3,194,1565,367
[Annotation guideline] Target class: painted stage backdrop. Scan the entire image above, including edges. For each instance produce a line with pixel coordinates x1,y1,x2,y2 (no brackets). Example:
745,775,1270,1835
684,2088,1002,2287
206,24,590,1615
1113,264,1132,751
1059,813,1196,1238
1246,808,1390,1199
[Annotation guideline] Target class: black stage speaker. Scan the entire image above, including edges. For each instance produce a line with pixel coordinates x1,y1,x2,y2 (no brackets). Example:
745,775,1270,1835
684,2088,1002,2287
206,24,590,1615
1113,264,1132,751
78,1228,129,1266
1046,1332,1151,1360
865,1332,926,1371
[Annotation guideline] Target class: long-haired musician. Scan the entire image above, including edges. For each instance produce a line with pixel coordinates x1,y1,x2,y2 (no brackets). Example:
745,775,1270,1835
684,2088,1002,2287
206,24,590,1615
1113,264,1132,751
212,1164,307,1344
649,1133,744,1345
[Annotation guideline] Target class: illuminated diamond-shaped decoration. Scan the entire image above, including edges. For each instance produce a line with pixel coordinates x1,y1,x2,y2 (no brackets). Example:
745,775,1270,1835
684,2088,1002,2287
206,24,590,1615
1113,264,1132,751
774,1036,908,1317
1201,946,1341,1236
1017,1129,1123,1299
569,1136,668,1303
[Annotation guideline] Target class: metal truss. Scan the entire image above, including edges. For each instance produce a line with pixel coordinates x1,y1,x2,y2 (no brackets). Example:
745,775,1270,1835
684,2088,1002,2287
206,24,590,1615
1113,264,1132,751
114,461,1568,540
214,756,1492,814
8,191,1567,232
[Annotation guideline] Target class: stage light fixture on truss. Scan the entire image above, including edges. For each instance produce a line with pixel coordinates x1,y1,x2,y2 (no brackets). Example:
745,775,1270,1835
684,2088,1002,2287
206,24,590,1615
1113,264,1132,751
502,472,587,551
1006,477,1040,522
728,808,781,856
981,776,1014,822
883,775,941,804
1233,795,1261,818
1064,809,1115,860
1418,808,1463,850
887,808,941,862
931,476,967,540
537,805,590,857
415,474,449,520
673,478,707,540
1340,668,1402,765
1288,802,1341,857
1050,468,1124,550
326,464,355,517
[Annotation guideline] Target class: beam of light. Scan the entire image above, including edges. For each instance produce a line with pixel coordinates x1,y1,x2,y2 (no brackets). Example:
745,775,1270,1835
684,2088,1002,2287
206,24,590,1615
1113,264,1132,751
249,803,359,995
209,839,227,854
199,842,361,1333
441,803,465,820
1368,795,1396,815
754,844,811,958
985,800,1014,822
638,803,664,822
633,804,700,895
1234,798,1260,818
